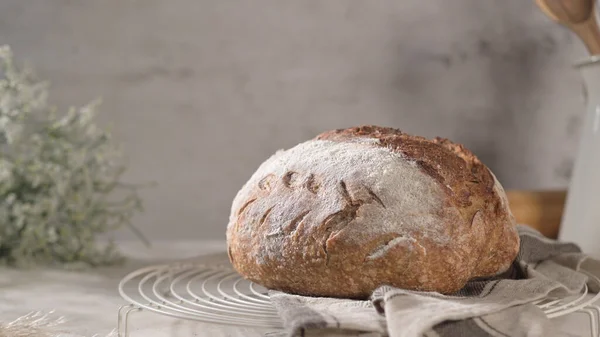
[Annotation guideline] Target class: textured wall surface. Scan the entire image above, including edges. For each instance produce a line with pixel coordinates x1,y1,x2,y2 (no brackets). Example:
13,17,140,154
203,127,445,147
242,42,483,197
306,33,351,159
0,0,590,239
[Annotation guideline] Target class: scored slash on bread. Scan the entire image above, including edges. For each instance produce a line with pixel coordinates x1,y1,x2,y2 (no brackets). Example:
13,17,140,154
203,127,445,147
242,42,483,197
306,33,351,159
226,125,520,299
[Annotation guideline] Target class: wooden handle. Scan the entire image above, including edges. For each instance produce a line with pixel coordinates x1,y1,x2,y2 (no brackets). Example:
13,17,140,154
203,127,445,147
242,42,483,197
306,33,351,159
535,0,600,55
505,190,566,238
542,0,594,23
573,17,600,55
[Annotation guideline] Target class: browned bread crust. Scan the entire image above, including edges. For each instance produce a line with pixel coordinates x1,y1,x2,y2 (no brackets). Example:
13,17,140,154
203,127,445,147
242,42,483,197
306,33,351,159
226,125,519,299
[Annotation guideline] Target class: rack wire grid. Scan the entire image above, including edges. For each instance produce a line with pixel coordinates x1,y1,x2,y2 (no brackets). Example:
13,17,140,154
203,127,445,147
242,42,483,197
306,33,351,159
117,259,600,337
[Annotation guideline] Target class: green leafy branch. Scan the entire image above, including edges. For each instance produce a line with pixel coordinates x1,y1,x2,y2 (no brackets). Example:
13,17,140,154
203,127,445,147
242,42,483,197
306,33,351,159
0,45,149,268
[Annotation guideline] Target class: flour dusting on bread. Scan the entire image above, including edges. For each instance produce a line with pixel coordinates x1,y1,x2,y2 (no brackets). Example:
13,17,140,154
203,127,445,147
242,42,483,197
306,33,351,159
229,139,448,247
367,235,416,260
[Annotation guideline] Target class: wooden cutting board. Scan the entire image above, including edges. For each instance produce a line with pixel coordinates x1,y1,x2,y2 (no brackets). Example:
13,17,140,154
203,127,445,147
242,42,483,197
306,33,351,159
505,190,566,238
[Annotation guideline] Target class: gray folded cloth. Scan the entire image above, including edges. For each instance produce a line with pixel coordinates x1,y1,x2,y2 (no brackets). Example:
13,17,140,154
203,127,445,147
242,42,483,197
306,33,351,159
269,225,600,337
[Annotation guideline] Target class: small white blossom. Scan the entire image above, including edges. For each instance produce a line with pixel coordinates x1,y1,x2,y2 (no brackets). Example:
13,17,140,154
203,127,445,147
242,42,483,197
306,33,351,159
0,159,12,181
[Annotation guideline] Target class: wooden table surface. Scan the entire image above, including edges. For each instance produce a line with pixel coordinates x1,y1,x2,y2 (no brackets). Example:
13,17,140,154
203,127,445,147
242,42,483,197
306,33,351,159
0,241,274,337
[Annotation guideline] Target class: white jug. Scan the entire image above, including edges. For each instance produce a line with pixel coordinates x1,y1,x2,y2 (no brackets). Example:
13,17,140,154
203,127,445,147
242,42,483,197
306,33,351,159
559,56,600,256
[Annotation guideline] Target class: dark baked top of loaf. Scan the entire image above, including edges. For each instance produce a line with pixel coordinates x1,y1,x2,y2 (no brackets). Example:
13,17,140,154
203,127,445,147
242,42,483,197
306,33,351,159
317,125,504,222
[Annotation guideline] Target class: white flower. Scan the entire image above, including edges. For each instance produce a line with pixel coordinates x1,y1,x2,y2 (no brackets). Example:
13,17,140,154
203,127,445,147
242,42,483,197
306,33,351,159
0,159,12,181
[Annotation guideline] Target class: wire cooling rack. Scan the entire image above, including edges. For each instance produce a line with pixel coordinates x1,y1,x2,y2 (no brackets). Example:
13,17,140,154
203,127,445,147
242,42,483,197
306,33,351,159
117,260,600,337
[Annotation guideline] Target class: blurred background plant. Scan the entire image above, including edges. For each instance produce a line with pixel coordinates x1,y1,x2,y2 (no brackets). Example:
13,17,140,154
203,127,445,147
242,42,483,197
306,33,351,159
0,45,148,268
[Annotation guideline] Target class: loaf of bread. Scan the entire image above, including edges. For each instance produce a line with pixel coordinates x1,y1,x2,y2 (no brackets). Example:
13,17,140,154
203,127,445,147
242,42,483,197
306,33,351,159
226,125,520,299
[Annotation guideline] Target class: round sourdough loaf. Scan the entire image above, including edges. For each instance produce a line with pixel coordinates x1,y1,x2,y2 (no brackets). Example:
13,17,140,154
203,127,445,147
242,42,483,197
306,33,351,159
226,125,519,299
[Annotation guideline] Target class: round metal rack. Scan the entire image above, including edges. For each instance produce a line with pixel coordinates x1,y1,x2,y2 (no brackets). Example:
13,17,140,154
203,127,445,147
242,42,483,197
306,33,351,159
117,259,600,337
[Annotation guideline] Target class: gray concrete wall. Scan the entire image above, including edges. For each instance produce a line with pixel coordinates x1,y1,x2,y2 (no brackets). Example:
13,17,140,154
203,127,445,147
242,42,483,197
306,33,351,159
0,0,589,240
